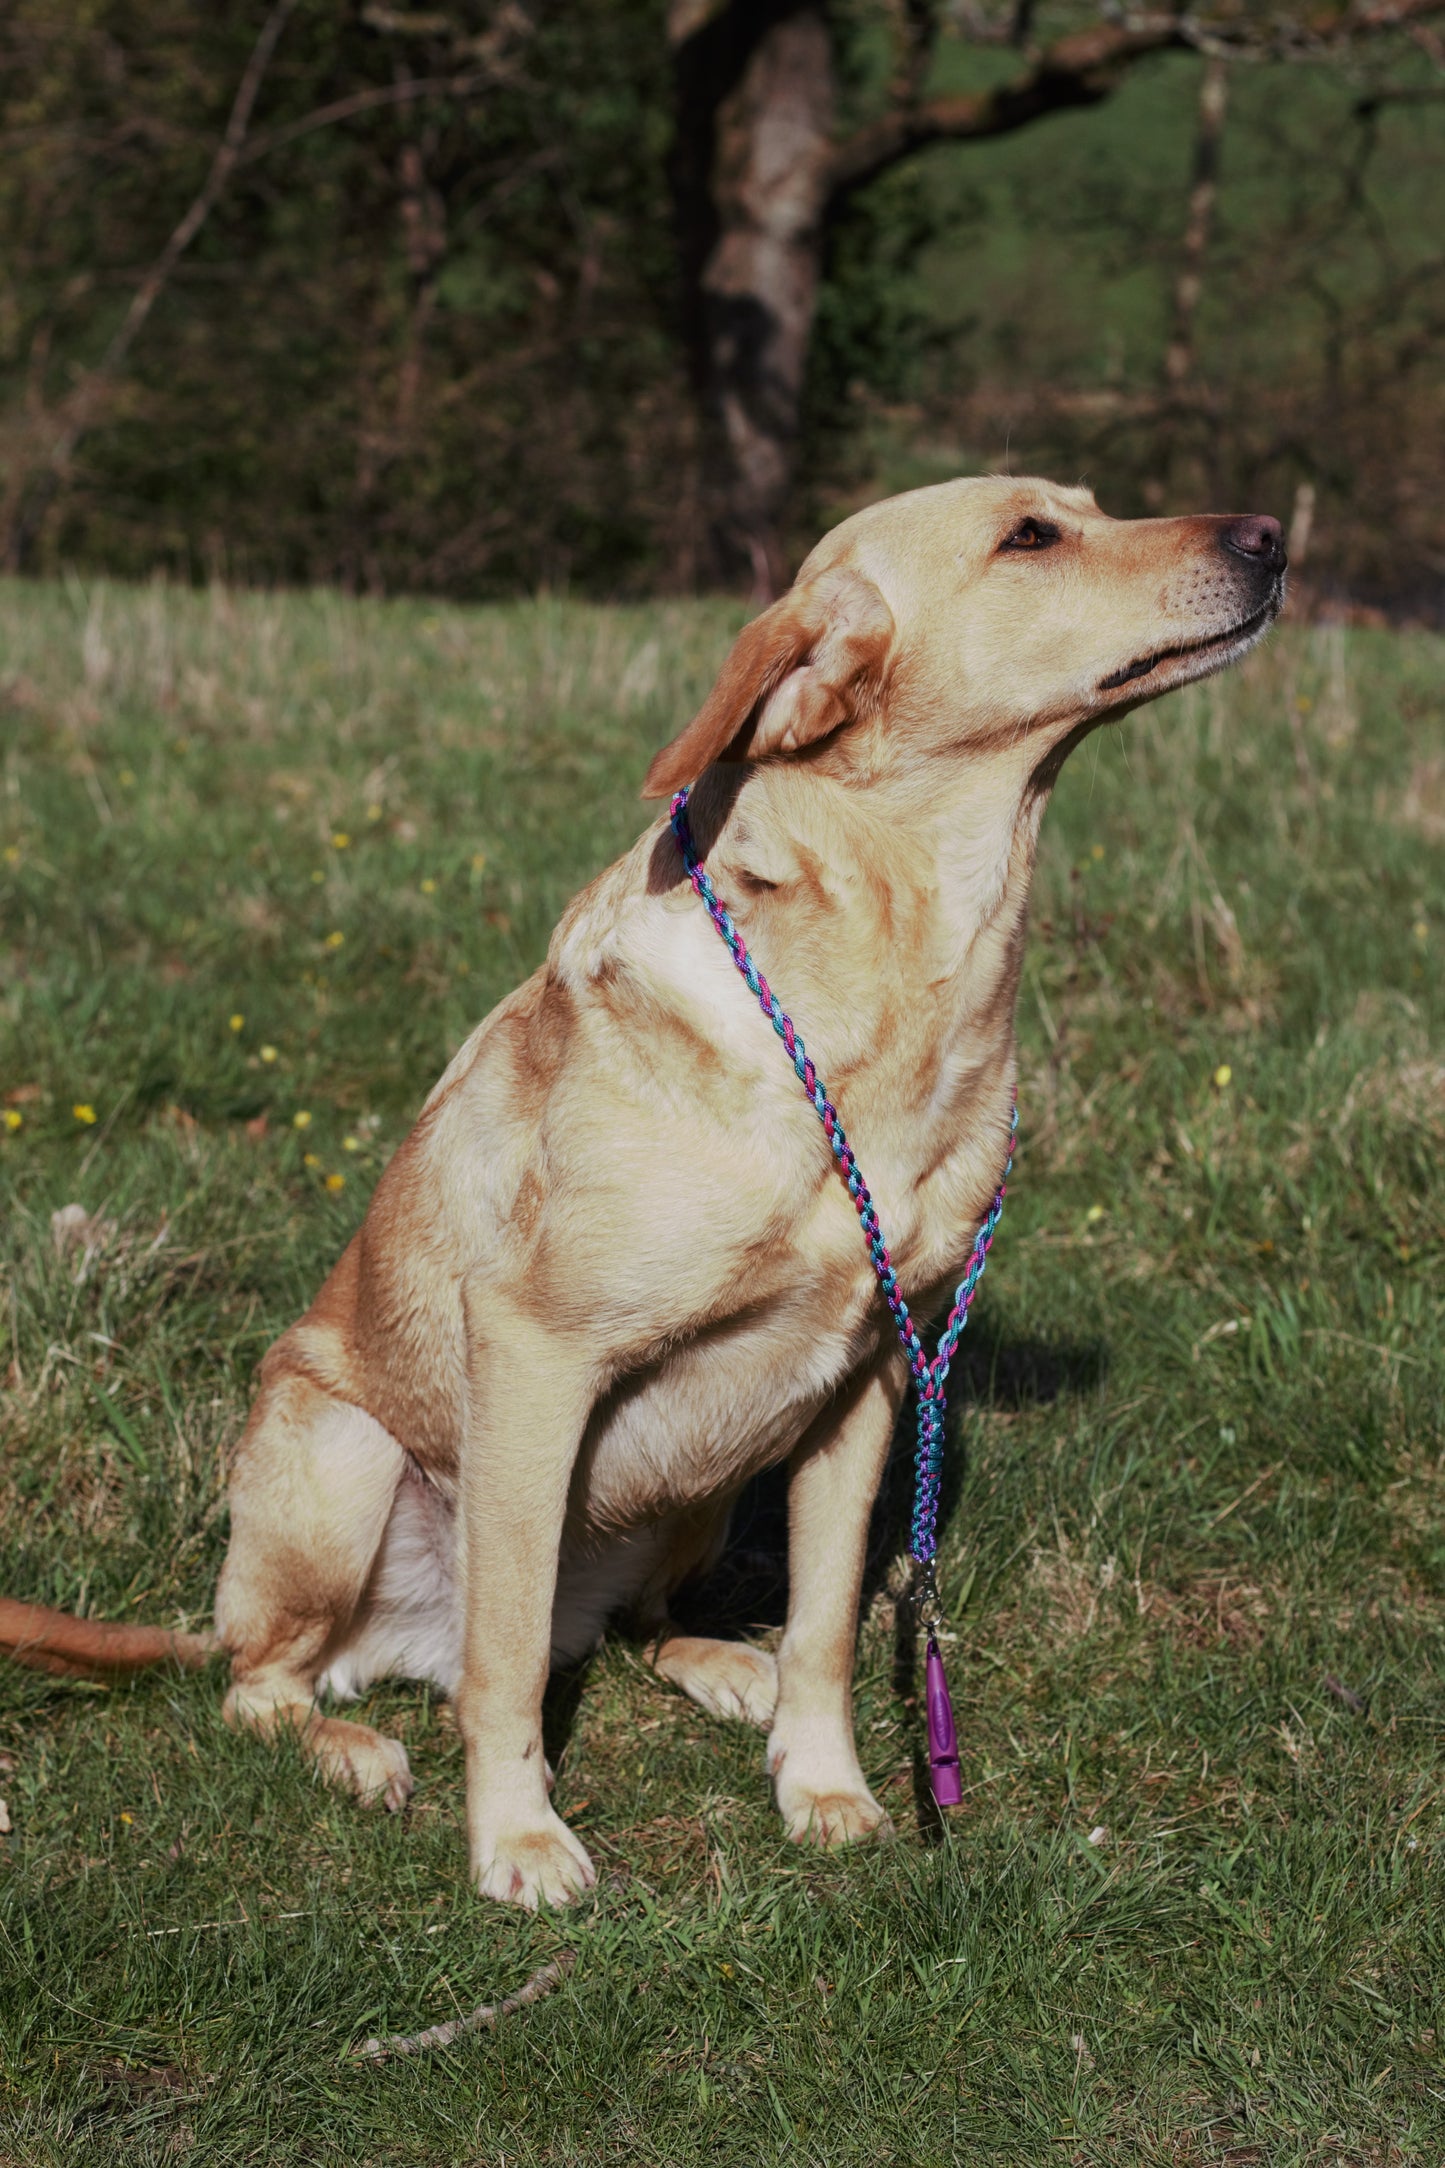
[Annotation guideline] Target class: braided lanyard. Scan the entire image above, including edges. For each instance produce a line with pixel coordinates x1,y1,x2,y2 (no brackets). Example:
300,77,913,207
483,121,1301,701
670,785,1015,1805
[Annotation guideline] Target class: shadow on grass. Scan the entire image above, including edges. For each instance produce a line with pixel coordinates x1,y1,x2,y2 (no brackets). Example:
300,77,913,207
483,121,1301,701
414,1326,1108,1783
671,1323,1108,1650
542,1654,594,1776
663,1321,1105,1837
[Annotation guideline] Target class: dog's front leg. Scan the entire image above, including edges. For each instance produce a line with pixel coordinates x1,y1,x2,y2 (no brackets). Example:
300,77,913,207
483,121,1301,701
456,1286,598,1909
768,1352,909,1845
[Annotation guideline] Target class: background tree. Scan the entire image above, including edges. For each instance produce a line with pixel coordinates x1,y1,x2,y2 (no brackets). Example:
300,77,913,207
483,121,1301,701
671,0,1445,587
1,0,679,590
1,0,1442,604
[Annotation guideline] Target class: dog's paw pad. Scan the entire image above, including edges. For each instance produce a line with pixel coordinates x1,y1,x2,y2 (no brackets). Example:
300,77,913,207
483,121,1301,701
654,1641,778,1729
323,1729,414,1811
782,1789,893,1848
472,1816,596,1911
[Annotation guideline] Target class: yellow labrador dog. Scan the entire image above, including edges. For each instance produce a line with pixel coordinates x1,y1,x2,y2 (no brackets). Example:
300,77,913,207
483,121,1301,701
2,478,1285,1908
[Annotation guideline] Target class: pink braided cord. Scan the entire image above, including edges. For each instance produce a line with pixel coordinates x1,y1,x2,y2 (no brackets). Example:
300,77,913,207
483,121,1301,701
669,785,1015,1568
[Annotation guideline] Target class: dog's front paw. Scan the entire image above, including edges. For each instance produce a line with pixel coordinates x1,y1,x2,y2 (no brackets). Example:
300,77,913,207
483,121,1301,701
769,1726,893,1848
778,1779,894,1848
471,1812,596,1910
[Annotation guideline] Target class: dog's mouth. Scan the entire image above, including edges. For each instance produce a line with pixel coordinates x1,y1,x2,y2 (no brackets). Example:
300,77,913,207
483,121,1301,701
1098,592,1281,694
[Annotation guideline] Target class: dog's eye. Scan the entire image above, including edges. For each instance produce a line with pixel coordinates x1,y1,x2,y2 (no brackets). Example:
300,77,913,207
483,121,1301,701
1000,517,1061,553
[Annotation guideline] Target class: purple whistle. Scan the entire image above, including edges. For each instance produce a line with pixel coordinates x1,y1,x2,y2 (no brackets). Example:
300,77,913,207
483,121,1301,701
925,1634,963,1807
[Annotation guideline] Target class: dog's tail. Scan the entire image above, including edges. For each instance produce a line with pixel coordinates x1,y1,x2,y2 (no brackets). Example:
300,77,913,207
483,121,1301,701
0,1597,220,1680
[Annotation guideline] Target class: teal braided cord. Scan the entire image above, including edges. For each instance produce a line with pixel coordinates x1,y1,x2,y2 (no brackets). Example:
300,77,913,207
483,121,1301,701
669,784,1015,1571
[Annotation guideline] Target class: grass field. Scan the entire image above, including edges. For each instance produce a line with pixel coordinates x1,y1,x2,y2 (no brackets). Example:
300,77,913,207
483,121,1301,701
1,576,1443,2165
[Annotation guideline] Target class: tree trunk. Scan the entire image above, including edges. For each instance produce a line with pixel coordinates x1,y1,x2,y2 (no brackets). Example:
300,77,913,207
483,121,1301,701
1163,58,1229,394
1155,56,1229,508
665,0,1408,590
671,2,835,595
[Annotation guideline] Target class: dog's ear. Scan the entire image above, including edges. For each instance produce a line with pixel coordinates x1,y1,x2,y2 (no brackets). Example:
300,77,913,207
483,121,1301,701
641,568,894,800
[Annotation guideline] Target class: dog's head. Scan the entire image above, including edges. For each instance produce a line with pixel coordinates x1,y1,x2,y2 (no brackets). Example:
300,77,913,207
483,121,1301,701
643,477,1285,800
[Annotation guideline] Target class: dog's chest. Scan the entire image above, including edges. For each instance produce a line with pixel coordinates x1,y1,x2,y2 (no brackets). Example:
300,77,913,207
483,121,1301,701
578,1271,883,1527
574,1137,988,1531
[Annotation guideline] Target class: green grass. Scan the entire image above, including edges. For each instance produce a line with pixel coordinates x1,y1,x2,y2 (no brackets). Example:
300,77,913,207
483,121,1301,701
1,577,1443,2165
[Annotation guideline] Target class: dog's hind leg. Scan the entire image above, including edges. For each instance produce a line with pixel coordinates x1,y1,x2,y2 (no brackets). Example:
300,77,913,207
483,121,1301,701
215,1372,415,1811
651,1635,778,1728
630,1503,779,1728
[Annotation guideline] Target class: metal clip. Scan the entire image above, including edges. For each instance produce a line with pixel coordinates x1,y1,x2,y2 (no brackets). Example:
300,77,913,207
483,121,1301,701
911,1558,947,1637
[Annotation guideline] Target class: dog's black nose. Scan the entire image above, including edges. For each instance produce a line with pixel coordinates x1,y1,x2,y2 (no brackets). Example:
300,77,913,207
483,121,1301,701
1220,514,1286,573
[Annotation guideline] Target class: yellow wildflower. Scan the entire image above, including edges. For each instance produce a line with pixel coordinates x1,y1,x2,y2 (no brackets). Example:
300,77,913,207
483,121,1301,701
325,1172,345,1192
293,1110,311,1130
118,768,136,787
366,803,383,822
331,832,351,850
229,1013,244,1033
324,930,344,950
73,1103,97,1125
1085,1203,1105,1224
471,852,487,873
310,869,324,884
342,1135,361,1153
3,1110,22,1133
1091,844,1105,861
260,1044,279,1064
303,1152,320,1168
420,878,437,896
2,846,18,866
1213,1064,1232,1090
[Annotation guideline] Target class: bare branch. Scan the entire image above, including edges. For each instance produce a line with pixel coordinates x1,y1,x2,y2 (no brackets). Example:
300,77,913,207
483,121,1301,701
827,22,1191,203
361,5,461,31
354,1953,575,2060
826,0,1445,207
41,0,300,481
1355,82,1445,110
946,0,1019,47
4,4,534,568
666,0,731,49
1332,0,1445,34
235,70,512,166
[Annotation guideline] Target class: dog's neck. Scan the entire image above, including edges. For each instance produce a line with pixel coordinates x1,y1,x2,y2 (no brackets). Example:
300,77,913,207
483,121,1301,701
699,742,1054,1142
